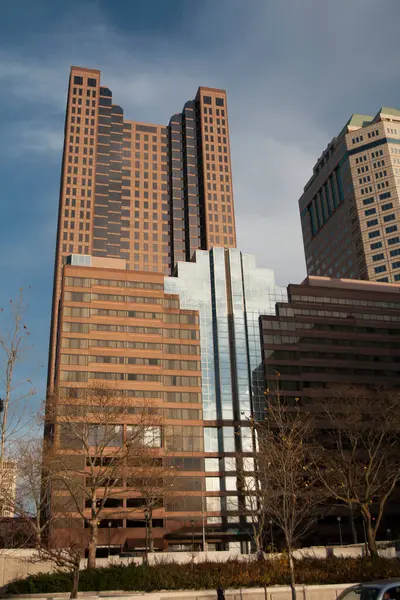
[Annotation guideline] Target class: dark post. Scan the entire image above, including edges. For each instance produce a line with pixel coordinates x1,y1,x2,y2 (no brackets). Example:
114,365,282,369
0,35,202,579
190,519,195,552
144,507,150,565
217,586,225,600
337,516,343,546
107,521,112,558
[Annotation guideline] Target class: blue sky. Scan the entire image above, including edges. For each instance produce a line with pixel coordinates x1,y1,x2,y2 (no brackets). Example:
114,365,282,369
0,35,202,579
0,0,400,409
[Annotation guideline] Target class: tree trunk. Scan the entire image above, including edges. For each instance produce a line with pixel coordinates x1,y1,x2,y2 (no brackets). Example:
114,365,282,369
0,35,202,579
349,504,358,544
35,530,41,550
70,566,80,599
87,520,97,569
288,552,297,600
366,519,378,559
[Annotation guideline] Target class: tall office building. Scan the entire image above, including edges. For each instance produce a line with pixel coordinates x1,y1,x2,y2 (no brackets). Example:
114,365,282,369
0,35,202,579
51,255,203,551
49,250,283,552
299,107,400,284
165,248,285,551
48,66,236,392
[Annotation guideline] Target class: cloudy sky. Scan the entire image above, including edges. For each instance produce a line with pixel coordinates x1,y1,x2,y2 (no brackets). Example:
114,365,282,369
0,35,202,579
0,0,399,403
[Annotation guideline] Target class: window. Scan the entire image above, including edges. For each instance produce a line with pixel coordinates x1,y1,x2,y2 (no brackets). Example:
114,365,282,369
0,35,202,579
372,253,384,262
390,248,400,257
203,96,212,105
388,236,400,245
381,202,393,211
384,213,396,222
225,477,237,491
392,261,400,269
88,424,122,447
206,497,221,512
205,458,219,472
127,425,161,447
216,97,224,106
73,75,83,85
366,219,378,227
87,77,97,87
363,197,374,205
204,428,219,452
374,265,387,273
223,427,235,452
385,586,400,600
365,208,376,216
206,477,220,491
370,242,382,250
386,225,398,233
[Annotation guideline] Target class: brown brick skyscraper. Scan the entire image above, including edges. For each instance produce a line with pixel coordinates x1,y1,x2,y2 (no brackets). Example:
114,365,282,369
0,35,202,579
299,107,400,284
48,66,236,391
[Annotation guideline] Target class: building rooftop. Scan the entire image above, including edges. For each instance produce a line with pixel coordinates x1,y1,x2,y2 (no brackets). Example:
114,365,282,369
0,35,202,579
301,275,400,294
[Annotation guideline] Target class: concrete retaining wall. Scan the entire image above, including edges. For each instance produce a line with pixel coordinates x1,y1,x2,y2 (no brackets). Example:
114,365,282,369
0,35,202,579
5,583,352,599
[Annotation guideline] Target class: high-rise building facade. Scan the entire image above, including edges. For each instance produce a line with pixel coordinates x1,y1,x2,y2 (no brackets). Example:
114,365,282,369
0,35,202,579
48,66,236,392
260,275,400,545
261,276,400,402
299,107,400,284
51,256,204,551
165,248,285,551
49,250,283,553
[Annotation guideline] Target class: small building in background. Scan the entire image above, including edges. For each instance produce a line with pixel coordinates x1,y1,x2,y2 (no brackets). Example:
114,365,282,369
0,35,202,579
260,275,400,545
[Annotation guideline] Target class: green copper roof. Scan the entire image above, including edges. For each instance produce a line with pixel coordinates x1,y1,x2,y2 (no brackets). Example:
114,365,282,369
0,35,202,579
379,106,400,118
338,113,373,137
347,113,374,128
339,107,400,138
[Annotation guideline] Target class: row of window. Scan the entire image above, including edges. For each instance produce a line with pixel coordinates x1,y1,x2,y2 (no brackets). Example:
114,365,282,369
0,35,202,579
366,213,396,227
65,291,162,304
59,370,201,386
65,276,164,290
203,95,225,107
63,307,169,320
368,223,398,239
307,167,344,237
374,260,400,274
290,294,400,309
63,304,196,325
94,324,195,339
61,337,199,355
59,387,200,403
60,353,200,370
73,75,97,86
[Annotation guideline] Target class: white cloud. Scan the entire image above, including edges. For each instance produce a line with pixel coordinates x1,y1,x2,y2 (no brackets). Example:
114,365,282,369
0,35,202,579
7,125,63,156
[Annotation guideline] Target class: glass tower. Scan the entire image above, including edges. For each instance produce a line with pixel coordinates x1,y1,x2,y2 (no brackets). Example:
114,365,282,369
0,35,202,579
165,248,286,547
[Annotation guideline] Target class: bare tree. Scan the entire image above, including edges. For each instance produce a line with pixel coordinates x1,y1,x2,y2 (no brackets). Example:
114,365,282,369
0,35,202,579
0,291,35,508
47,385,167,568
0,435,83,599
255,383,324,600
228,459,269,559
30,520,86,600
314,385,400,558
7,437,50,548
127,451,177,553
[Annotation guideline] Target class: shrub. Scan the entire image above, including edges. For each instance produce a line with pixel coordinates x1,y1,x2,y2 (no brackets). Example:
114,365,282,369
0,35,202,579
5,556,400,596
